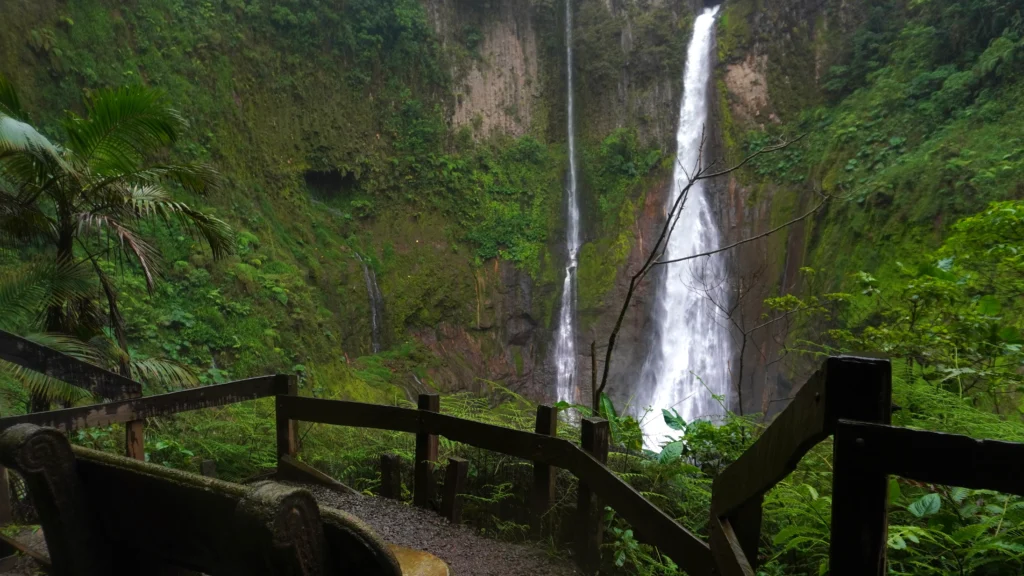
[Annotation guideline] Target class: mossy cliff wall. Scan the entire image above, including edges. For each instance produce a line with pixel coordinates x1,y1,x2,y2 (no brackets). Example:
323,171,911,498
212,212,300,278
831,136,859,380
0,0,712,404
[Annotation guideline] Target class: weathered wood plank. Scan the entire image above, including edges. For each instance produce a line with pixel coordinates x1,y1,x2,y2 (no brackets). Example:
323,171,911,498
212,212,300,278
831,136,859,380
276,395,714,576
379,454,402,500
200,460,218,478
709,516,755,576
126,419,145,461
277,454,357,495
414,394,439,509
565,446,714,576
0,467,10,526
829,359,892,576
837,420,1024,497
274,375,298,459
712,356,892,517
577,418,609,575
0,375,280,432
441,457,468,524
531,404,557,536
0,329,141,399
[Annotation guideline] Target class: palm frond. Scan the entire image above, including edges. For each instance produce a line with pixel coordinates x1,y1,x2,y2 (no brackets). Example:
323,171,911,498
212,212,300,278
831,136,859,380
117,184,234,259
0,359,94,404
0,194,54,246
24,332,106,365
0,75,25,121
0,116,61,157
63,85,183,173
0,258,93,328
0,332,108,405
75,213,160,290
130,357,199,390
85,333,197,390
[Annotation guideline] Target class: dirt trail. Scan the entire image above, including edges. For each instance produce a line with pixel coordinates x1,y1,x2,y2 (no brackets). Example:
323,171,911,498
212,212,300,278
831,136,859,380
298,484,581,576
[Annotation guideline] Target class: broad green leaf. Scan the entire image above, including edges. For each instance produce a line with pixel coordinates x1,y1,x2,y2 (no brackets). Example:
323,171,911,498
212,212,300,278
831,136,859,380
599,392,617,420
806,485,819,501
662,408,686,431
908,493,941,518
888,478,902,503
658,441,683,464
978,295,1002,315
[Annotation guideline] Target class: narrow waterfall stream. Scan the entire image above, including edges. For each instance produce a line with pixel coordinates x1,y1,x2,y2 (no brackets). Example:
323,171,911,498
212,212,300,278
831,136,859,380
554,0,581,404
641,6,732,448
355,253,384,354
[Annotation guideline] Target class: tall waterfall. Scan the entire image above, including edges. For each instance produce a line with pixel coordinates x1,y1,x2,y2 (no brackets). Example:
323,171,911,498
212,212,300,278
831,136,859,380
554,0,581,404
641,6,732,448
355,253,384,354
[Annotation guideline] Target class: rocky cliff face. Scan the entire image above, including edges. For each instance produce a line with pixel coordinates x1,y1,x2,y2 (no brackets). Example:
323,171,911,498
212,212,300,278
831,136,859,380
0,0,866,410
712,0,865,414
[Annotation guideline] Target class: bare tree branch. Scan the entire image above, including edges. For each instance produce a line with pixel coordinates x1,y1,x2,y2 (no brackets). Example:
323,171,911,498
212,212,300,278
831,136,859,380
654,194,828,267
595,126,811,412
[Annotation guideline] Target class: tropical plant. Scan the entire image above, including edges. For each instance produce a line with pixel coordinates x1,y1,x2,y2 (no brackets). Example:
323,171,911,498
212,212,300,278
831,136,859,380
0,74,232,407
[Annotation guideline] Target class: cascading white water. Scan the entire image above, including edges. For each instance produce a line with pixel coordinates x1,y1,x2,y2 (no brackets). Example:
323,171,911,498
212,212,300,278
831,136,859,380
641,6,732,449
355,253,384,354
554,0,581,404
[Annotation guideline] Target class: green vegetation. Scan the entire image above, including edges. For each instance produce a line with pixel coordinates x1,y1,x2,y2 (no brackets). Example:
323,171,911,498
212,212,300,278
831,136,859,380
3,0,1024,574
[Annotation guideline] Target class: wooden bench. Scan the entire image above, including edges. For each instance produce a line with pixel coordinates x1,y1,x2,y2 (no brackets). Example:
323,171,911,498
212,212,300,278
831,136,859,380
0,423,407,576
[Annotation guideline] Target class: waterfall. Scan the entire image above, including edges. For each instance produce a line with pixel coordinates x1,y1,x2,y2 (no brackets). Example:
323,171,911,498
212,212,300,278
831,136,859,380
355,253,384,354
641,6,732,449
554,0,581,404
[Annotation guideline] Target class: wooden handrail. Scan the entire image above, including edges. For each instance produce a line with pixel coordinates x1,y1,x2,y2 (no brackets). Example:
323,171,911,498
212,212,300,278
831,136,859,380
831,420,1024,575
711,356,892,517
0,375,284,432
276,394,715,575
0,330,141,399
709,356,891,572
836,420,1024,497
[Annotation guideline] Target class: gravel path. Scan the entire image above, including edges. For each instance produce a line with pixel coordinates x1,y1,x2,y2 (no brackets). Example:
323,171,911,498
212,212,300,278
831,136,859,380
297,484,581,576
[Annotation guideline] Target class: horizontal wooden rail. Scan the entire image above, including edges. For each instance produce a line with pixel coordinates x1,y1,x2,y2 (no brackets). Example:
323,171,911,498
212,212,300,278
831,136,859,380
711,356,892,517
276,394,714,575
836,420,1024,497
0,330,141,399
0,375,282,432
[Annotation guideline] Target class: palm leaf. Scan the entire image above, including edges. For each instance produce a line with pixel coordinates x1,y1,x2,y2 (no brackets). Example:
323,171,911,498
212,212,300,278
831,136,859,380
0,257,93,328
130,358,199,390
0,75,25,121
86,334,197,390
0,116,61,157
75,212,161,290
63,85,182,174
0,360,95,404
0,332,104,404
120,184,234,259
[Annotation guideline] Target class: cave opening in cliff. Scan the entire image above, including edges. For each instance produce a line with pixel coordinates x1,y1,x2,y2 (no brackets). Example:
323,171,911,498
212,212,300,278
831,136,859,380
304,168,356,200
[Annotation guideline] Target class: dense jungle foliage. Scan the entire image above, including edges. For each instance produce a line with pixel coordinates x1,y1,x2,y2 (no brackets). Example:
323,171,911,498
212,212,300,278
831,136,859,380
2,0,1024,574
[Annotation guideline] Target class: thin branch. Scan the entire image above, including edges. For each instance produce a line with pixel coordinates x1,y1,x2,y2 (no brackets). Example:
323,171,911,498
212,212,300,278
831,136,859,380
697,134,807,181
654,195,828,267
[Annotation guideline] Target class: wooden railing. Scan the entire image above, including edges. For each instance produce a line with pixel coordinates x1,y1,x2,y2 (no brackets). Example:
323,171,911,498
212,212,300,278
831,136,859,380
2,329,1024,575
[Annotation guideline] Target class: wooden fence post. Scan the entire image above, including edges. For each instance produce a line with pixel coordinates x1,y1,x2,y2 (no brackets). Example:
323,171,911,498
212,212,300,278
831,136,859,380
380,454,402,500
125,387,145,461
275,374,298,460
414,393,439,509
829,357,892,576
200,460,218,478
0,466,11,525
532,404,558,535
578,417,609,575
441,457,468,524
